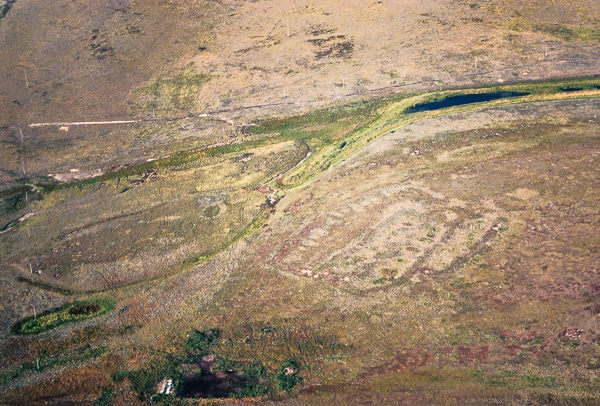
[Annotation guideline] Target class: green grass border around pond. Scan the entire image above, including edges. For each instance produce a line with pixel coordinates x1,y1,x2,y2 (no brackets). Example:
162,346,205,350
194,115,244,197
13,298,115,335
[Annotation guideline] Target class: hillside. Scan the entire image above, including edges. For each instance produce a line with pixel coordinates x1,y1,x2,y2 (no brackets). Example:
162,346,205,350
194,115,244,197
1,1,600,405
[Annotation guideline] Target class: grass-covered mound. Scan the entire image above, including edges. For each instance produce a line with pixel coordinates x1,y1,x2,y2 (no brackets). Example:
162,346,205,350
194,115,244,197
13,299,114,335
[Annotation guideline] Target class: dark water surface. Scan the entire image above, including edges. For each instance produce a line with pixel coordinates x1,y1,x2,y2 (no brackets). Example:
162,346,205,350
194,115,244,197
407,92,530,113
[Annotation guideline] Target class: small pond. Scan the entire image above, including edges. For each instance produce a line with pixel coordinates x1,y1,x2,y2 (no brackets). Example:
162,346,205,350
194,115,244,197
407,92,530,113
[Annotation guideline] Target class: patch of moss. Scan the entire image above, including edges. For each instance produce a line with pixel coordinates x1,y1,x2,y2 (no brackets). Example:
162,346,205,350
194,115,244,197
91,388,115,406
533,23,600,43
185,328,221,361
125,356,183,401
13,299,114,335
506,19,600,43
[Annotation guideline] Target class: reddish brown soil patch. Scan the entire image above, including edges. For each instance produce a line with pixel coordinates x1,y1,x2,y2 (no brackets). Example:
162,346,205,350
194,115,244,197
359,348,434,379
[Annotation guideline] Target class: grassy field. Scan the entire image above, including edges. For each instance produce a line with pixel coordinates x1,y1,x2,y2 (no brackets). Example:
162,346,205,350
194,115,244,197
2,0,600,193
1,85,598,405
1,1,600,403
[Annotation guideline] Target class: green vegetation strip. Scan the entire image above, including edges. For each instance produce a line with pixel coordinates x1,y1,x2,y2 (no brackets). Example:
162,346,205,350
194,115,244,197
506,18,600,43
264,77,600,188
0,185,32,199
4,77,598,199
50,136,287,192
13,298,114,335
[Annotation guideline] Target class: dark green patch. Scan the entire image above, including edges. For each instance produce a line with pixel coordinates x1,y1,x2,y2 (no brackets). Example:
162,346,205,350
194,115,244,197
126,326,317,401
521,374,557,388
231,362,273,398
185,328,221,361
126,356,183,401
247,99,383,144
0,184,40,217
533,23,600,43
276,360,303,392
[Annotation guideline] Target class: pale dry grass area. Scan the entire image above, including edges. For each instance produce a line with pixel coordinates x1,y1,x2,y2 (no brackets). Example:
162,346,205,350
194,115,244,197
0,140,306,295
258,98,599,292
2,0,600,187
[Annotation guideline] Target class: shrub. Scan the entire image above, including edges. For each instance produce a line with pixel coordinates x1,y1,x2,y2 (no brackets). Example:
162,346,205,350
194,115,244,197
92,388,115,406
185,328,221,360
276,361,303,392
126,356,183,401
231,362,273,398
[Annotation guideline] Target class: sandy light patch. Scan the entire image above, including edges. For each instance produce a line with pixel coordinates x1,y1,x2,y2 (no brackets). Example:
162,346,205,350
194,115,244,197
507,188,540,201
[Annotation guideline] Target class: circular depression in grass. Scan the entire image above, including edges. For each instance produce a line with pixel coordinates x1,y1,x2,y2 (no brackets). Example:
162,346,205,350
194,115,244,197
204,205,221,218
13,298,114,335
